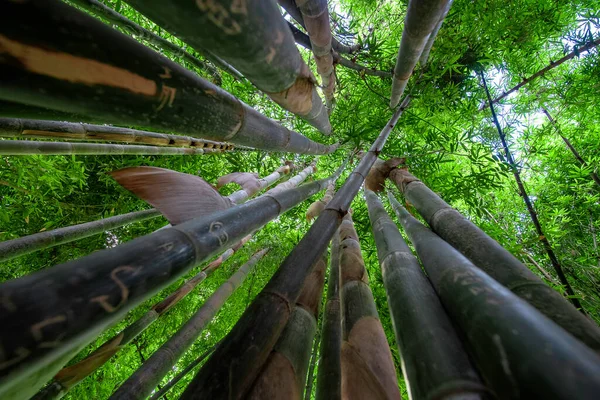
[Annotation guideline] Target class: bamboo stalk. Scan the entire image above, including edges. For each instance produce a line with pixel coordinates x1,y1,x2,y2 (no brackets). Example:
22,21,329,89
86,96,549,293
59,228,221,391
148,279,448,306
110,248,269,400
480,72,584,312
0,140,222,156
304,325,321,400
337,212,400,400
68,0,222,83
418,0,453,65
180,98,410,399
306,181,335,220
365,189,487,399
315,232,341,400
389,194,600,399
523,252,559,284
0,0,336,154
226,163,293,204
33,236,252,400
389,0,451,107
125,0,332,135
297,0,336,113
388,167,600,352
0,118,233,150
0,167,337,399
0,210,160,263
247,255,327,399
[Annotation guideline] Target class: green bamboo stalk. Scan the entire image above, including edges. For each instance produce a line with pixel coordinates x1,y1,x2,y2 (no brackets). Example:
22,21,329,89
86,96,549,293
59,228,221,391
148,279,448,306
0,167,337,399
315,232,341,400
365,189,487,399
389,167,600,352
0,210,160,263
337,212,400,400
247,255,327,399
297,0,336,113
418,0,453,65
0,118,233,150
304,324,321,400
110,248,269,400
125,0,331,135
68,0,223,83
0,140,222,156
32,236,252,400
0,0,336,154
389,0,451,107
306,181,335,220
389,194,600,399
181,98,410,399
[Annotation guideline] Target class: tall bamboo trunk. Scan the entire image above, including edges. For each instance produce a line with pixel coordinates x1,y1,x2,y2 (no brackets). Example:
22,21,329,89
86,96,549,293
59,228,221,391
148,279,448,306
315,232,341,400
110,248,269,400
418,0,453,65
179,98,410,399
365,189,486,399
0,0,335,153
33,236,251,400
0,167,336,399
226,163,294,204
246,255,327,399
0,210,160,263
297,0,336,113
388,167,600,352
337,213,400,400
125,0,331,135
480,72,584,312
389,0,451,107
0,118,233,149
389,194,600,399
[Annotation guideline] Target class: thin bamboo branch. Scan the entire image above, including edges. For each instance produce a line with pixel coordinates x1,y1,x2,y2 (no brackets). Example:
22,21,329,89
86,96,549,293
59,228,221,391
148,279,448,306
110,248,269,400
480,72,584,312
180,98,410,399
0,167,337,399
390,0,451,107
365,189,486,399
126,0,331,135
0,118,233,150
523,252,559,284
389,195,600,399
0,209,160,263
489,37,600,105
0,1,336,153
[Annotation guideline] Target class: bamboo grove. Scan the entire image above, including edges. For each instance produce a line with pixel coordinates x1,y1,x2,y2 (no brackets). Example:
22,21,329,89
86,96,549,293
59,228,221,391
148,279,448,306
1,0,600,399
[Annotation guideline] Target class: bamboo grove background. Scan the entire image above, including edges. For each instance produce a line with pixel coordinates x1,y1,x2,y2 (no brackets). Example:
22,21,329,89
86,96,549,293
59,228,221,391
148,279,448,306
1,0,600,398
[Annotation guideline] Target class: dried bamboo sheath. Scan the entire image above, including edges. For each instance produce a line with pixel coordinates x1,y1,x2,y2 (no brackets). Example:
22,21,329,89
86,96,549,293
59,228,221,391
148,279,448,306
0,118,233,150
125,0,332,134
0,0,335,153
389,194,600,399
365,190,486,400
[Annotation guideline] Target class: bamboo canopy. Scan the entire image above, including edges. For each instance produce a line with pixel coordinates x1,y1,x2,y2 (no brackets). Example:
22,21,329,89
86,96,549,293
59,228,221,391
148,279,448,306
125,0,332,135
0,0,335,154
0,166,337,399
365,189,486,399
389,0,451,108
0,118,233,149
110,248,269,400
180,97,410,399
388,167,600,352
389,194,600,399
33,236,251,400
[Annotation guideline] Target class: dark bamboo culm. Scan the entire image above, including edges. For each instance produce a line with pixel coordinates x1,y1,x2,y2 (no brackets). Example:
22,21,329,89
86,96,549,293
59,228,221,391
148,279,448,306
247,255,327,399
315,231,341,400
0,164,338,399
0,118,233,150
337,212,400,400
389,168,600,352
179,98,411,399
0,0,336,154
364,189,487,399
389,193,600,399
125,0,331,135
110,248,269,400
389,0,451,107
297,0,336,112
33,236,252,400
0,210,160,263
